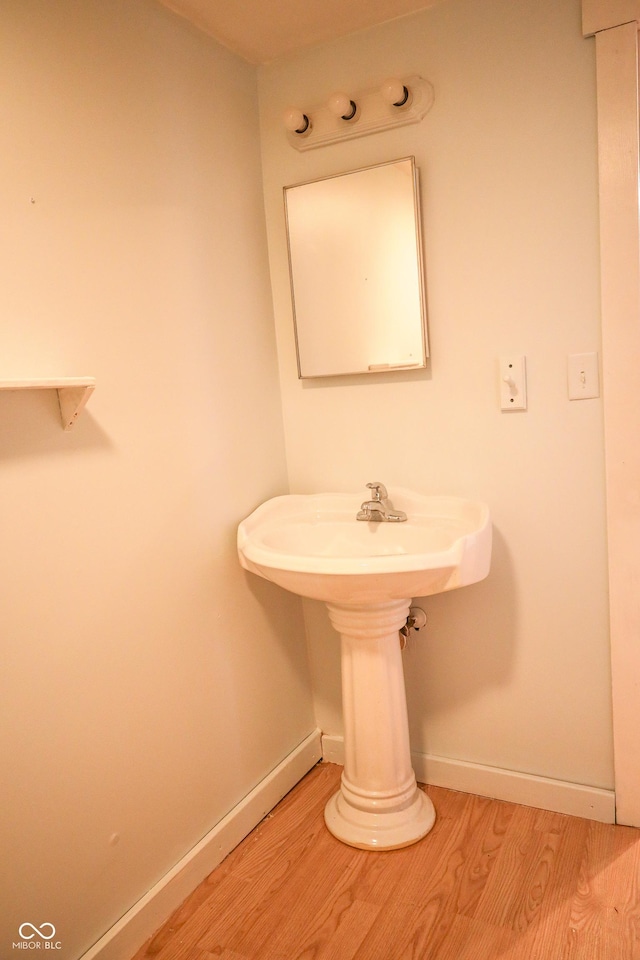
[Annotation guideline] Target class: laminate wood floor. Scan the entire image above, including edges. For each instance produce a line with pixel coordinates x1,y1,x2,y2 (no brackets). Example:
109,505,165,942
132,762,640,960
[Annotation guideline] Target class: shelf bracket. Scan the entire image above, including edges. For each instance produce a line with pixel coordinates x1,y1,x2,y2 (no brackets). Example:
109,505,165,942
57,382,95,431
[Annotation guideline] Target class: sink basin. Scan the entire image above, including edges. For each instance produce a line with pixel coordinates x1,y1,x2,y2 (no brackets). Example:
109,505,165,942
238,486,491,852
237,489,491,603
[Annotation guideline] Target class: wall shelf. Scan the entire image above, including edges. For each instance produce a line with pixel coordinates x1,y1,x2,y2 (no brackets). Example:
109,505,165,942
0,377,96,430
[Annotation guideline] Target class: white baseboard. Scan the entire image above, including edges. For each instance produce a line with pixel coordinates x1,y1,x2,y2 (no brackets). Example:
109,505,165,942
321,735,615,823
81,729,323,960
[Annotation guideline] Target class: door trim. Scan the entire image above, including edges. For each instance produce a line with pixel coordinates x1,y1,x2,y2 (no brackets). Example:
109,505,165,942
584,5,640,826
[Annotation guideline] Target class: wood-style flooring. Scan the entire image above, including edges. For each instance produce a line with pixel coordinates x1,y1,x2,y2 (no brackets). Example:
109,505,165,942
132,762,640,960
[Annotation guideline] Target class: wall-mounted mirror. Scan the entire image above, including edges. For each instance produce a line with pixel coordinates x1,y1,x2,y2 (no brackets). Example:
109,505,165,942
284,156,428,379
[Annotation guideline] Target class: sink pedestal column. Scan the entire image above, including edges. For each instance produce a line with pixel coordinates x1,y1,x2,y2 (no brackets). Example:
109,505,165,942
324,598,436,850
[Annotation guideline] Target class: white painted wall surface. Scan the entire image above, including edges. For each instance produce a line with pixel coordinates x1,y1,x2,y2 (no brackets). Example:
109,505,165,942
0,2,314,956
258,0,613,790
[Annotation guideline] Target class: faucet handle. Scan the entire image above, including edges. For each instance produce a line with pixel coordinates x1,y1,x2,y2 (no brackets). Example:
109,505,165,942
366,482,388,502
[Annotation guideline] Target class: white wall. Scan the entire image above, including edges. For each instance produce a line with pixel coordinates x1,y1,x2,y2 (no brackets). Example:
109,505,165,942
258,0,613,789
0,2,314,956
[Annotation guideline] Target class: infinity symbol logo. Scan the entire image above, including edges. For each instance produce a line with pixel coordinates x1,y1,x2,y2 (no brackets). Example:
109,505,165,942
18,923,56,941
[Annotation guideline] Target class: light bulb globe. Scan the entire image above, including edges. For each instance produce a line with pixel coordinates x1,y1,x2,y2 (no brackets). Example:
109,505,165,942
327,91,357,121
283,106,310,134
380,78,410,107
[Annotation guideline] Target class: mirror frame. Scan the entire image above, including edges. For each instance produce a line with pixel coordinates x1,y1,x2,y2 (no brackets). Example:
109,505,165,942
284,156,429,379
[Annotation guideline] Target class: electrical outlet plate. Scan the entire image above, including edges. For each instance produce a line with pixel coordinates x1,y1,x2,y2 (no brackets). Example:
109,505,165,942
499,356,527,411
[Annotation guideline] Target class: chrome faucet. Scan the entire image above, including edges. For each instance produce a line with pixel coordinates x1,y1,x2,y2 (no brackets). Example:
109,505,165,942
357,482,407,522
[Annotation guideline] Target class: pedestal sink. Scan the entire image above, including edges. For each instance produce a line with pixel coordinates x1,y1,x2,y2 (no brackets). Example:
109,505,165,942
237,487,491,850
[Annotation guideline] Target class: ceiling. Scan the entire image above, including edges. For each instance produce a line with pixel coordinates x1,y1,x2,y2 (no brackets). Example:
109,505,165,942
156,0,445,65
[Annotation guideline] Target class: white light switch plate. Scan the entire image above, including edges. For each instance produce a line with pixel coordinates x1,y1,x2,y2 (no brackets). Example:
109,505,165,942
568,352,599,400
499,356,527,410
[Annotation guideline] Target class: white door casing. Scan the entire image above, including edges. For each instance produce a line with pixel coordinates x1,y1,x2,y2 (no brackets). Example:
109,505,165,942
583,0,640,826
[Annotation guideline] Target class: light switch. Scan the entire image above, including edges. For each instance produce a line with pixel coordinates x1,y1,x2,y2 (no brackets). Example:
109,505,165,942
499,356,527,411
568,352,599,400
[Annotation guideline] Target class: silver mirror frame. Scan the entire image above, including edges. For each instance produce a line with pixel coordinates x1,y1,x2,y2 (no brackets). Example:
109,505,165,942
284,157,429,379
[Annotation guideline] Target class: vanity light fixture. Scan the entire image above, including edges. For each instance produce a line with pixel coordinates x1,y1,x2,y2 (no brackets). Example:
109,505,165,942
327,91,358,121
283,75,434,151
283,106,311,135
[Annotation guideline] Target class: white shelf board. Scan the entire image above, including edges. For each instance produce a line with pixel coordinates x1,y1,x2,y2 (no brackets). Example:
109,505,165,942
0,377,96,430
